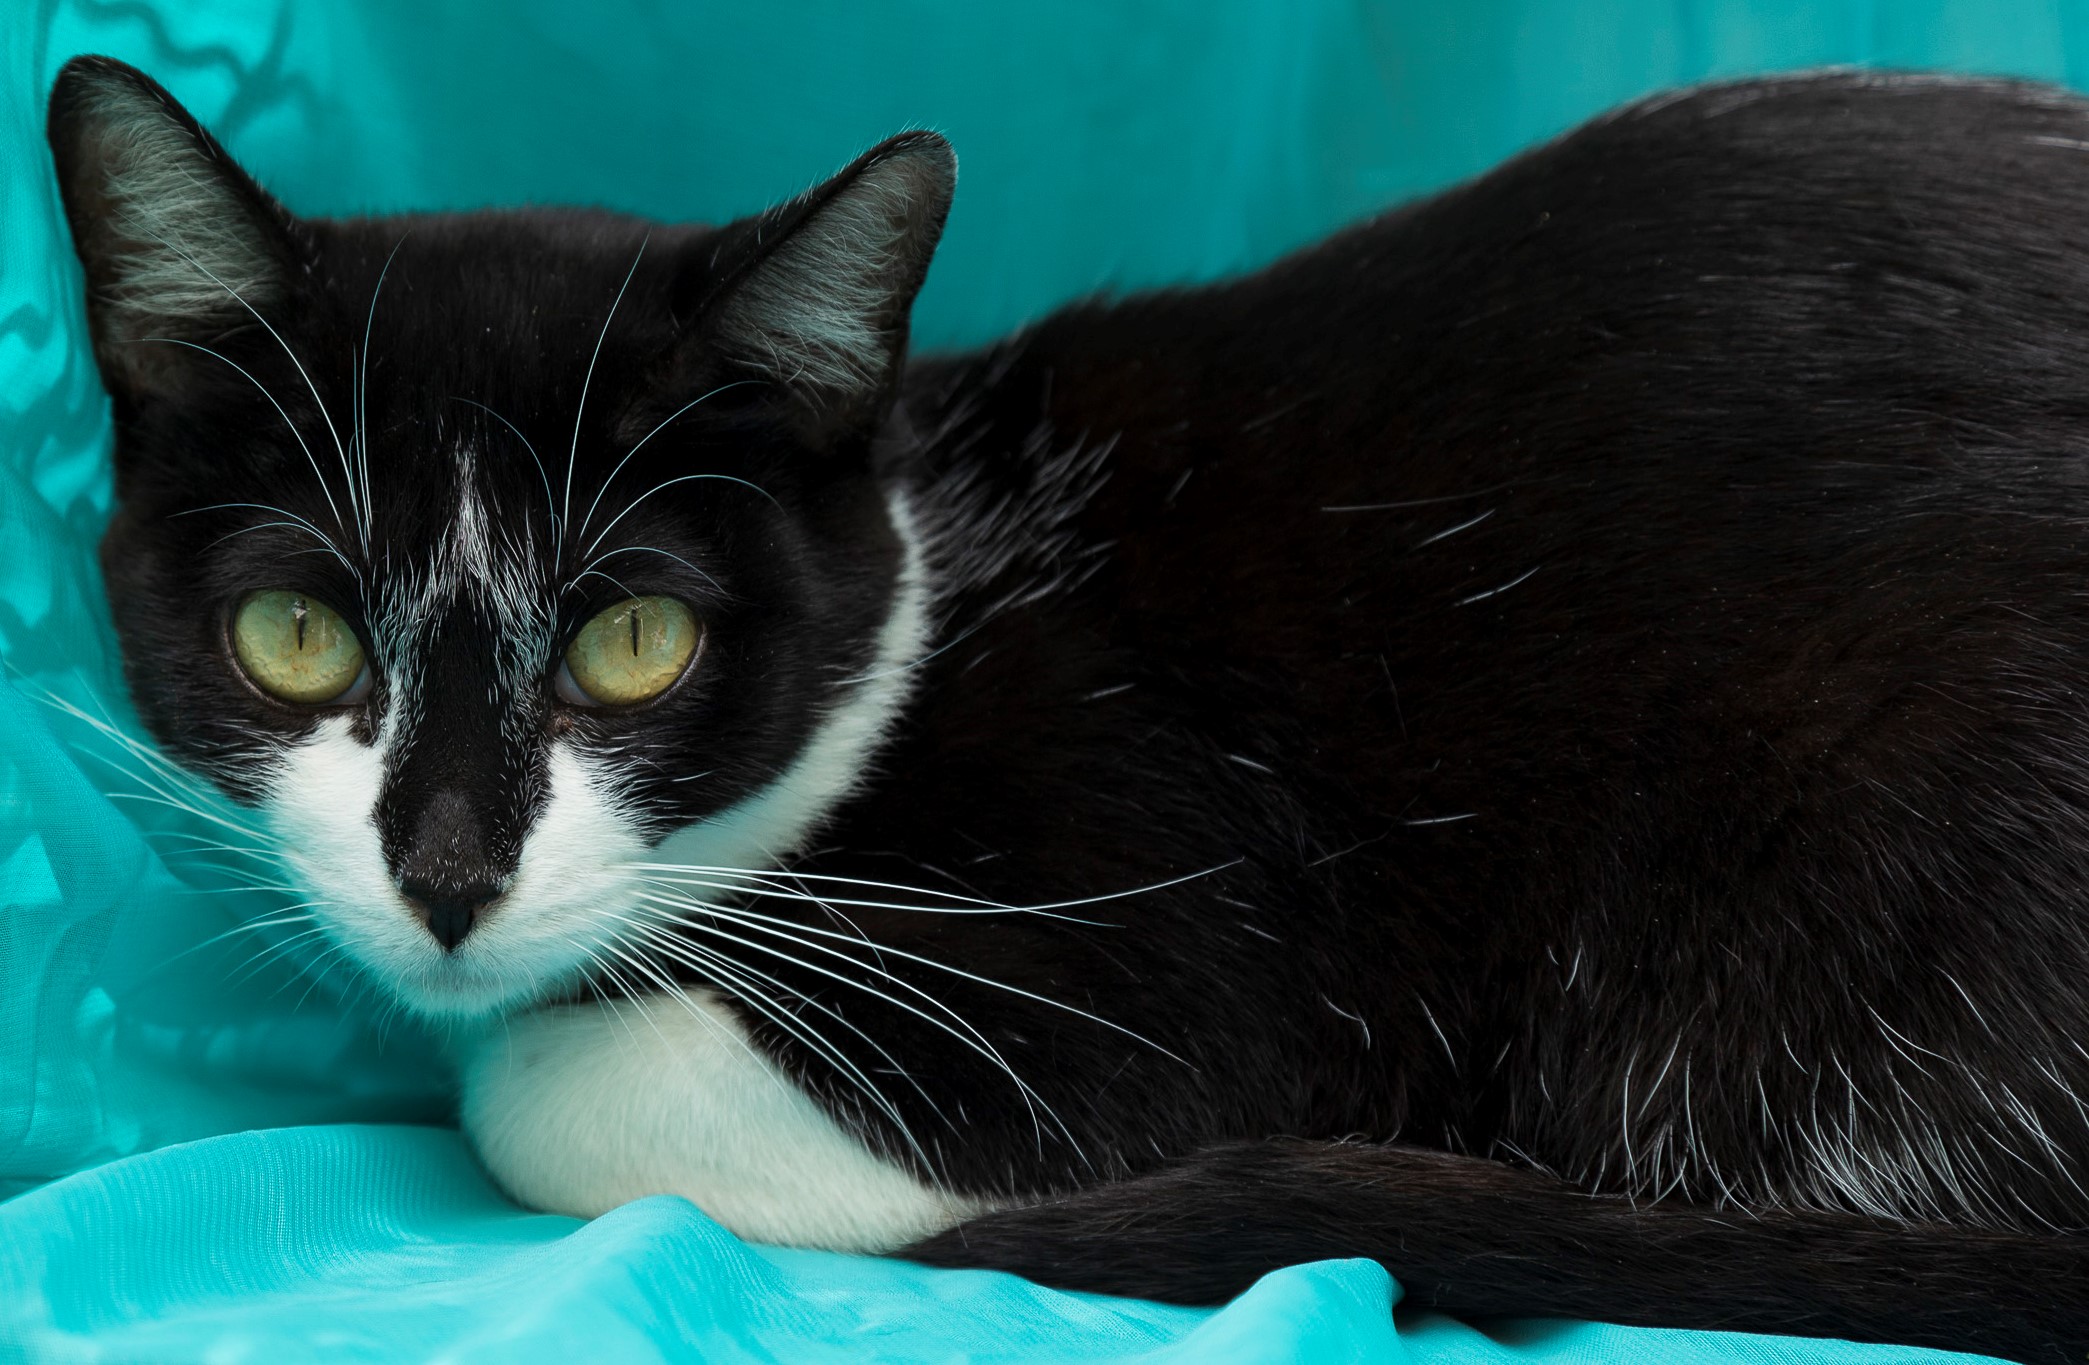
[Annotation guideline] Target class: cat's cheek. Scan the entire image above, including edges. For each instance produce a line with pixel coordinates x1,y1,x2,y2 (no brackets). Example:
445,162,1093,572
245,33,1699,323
458,987,988,1250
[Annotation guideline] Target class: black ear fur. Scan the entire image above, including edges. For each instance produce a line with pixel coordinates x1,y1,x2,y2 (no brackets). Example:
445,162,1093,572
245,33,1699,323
695,131,956,443
46,54,304,399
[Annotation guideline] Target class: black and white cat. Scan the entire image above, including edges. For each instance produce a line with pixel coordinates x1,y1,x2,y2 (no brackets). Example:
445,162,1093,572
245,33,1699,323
47,54,2089,1359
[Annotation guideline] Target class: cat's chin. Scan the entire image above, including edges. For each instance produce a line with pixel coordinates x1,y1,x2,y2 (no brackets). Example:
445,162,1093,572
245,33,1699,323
379,972,536,1023
389,981,528,1021
359,949,578,1023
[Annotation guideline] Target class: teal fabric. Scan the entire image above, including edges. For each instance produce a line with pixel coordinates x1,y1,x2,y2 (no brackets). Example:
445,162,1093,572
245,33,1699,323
1,2,2076,1360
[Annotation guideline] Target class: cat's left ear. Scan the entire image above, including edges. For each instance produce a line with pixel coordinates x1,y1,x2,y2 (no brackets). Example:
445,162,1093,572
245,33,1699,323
46,55,305,403
695,131,956,444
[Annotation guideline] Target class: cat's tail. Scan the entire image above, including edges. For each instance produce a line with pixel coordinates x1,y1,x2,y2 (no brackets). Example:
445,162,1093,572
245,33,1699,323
900,1139,2088,1363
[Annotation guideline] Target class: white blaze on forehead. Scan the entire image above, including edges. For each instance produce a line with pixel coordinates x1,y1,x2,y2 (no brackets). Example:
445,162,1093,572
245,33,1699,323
449,443,498,587
370,441,554,735
461,988,986,1248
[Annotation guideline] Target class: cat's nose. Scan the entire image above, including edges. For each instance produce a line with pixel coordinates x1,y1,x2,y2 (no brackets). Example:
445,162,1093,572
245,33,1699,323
402,883,498,952
389,788,510,952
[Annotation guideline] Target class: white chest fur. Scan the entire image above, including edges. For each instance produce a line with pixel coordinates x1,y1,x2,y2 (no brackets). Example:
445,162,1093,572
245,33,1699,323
459,988,985,1250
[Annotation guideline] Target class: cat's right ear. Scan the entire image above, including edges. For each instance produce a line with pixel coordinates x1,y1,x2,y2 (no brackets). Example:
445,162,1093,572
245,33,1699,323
685,131,956,449
46,55,303,401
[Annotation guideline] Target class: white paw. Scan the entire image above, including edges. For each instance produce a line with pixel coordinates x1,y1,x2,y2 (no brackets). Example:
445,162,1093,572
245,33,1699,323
460,988,983,1251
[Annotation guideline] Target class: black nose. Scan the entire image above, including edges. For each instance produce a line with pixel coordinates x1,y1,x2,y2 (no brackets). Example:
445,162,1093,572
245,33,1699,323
389,788,509,952
403,885,497,951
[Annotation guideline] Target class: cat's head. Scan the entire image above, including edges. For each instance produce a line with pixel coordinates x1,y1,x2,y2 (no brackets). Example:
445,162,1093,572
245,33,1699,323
46,55,954,1019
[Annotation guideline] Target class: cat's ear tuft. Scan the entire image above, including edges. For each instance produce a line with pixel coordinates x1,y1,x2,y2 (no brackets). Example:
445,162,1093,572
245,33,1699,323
706,132,956,434
46,55,300,395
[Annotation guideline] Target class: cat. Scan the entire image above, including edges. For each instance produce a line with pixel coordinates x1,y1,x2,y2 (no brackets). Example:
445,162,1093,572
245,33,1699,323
45,52,2089,1360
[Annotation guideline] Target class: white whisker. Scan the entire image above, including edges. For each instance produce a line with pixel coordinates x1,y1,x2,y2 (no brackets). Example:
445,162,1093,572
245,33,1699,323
580,472,782,561
355,232,411,552
576,380,759,546
138,341,351,551
642,886,1185,1065
636,858,1236,922
149,909,319,975
572,544,722,595
143,231,353,529
566,237,650,574
630,916,951,1133
614,915,930,1164
632,889,1073,1159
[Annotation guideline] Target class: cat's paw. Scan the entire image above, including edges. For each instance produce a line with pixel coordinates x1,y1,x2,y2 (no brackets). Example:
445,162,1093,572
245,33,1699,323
460,989,983,1251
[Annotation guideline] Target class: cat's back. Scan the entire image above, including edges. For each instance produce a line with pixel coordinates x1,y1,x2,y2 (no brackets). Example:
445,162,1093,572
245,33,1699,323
910,69,2089,704
945,69,2089,501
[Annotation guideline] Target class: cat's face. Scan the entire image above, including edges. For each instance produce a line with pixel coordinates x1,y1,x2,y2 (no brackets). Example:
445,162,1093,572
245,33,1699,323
48,57,953,1018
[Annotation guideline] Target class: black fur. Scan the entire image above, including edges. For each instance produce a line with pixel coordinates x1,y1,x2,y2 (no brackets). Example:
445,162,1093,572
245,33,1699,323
50,56,2089,1360
909,1141,2089,1358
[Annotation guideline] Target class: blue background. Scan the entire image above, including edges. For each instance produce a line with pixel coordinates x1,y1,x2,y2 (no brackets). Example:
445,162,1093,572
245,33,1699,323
1,2,2076,1359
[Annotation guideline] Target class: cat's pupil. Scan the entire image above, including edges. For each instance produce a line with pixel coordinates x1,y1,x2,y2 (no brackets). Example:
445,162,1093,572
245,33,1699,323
291,597,308,651
629,606,641,657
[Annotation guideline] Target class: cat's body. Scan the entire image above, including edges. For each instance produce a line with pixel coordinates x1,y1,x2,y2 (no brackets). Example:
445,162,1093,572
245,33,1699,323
45,57,2089,1360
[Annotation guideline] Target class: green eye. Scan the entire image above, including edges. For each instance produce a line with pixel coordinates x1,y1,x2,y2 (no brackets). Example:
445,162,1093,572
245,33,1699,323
561,596,701,706
231,590,368,704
